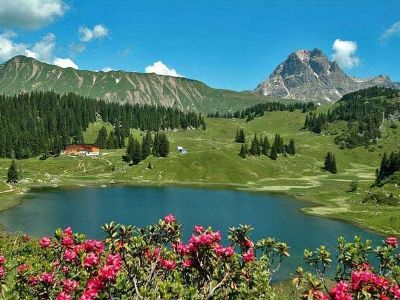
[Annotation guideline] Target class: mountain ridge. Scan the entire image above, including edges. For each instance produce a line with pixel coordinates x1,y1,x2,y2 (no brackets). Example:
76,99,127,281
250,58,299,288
254,48,398,102
0,55,275,114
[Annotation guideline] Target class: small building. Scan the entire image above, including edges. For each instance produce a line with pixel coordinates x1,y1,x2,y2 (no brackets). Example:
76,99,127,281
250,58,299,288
177,146,187,154
63,144,100,156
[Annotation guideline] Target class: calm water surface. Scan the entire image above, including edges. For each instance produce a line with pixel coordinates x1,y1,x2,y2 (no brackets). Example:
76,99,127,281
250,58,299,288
0,186,381,279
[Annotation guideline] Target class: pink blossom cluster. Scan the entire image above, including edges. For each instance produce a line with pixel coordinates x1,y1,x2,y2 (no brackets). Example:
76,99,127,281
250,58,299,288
328,264,400,299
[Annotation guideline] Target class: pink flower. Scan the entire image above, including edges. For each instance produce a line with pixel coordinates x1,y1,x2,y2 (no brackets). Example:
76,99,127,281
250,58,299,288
385,236,398,248
39,236,52,248
17,264,29,273
390,284,400,298
62,278,79,293
214,245,234,258
28,275,38,285
330,281,352,300
84,253,99,267
62,236,75,247
242,248,255,263
64,226,73,236
79,288,99,300
99,265,118,281
84,240,104,254
106,253,122,271
56,292,72,300
86,277,103,291
183,259,193,268
63,249,77,262
161,259,176,270
0,255,6,265
193,225,204,233
164,214,175,223
40,272,53,284
0,266,5,279
243,238,254,248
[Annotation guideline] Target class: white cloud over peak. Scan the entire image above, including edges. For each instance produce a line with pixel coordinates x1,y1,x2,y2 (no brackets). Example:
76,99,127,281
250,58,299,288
380,21,400,41
331,39,360,69
101,67,113,72
145,61,183,77
0,31,78,69
53,57,79,69
79,24,109,42
0,0,68,30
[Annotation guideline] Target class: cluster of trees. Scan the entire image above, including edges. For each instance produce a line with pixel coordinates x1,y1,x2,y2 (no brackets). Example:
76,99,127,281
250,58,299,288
238,132,295,160
0,91,205,159
125,131,169,165
323,152,337,174
208,101,315,121
376,151,400,184
340,86,399,101
94,125,130,149
304,87,400,148
7,160,19,183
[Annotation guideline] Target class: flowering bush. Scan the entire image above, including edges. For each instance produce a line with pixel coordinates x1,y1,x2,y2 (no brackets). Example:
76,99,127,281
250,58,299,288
293,236,400,299
0,215,290,299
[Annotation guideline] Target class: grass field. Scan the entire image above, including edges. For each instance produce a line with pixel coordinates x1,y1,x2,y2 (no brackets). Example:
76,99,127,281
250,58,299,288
0,109,399,235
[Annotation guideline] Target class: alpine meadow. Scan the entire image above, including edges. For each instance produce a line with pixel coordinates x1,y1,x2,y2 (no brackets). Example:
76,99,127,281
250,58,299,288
0,1,399,299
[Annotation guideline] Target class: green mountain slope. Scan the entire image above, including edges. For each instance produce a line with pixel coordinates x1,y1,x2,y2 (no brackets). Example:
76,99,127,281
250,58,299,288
0,56,276,114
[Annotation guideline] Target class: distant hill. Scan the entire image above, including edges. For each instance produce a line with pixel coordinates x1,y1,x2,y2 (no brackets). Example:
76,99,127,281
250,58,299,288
0,55,275,114
254,48,398,103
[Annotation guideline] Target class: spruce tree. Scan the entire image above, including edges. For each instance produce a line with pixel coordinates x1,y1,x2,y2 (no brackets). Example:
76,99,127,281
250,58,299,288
7,160,19,183
126,137,135,162
324,152,337,174
153,133,160,157
249,134,260,156
95,126,108,148
261,136,270,156
239,145,246,159
142,131,152,159
287,139,296,155
270,145,278,160
131,139,142,165
158,133,169,157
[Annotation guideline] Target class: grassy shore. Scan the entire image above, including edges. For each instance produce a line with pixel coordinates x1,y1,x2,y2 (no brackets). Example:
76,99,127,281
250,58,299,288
0,110,399,236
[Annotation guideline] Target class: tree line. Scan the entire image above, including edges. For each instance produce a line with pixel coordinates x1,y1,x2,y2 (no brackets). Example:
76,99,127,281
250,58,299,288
124,131,169,165
235,130,296,160
376,151,400,184
303,87,400,148
0,91,205,159
208,101,315,121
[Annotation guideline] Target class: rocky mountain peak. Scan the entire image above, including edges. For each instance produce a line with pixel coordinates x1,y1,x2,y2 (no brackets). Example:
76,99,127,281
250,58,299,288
255,49,396,102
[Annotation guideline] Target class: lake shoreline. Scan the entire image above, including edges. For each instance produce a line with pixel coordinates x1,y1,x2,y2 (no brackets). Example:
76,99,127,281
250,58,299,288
0,178,386,238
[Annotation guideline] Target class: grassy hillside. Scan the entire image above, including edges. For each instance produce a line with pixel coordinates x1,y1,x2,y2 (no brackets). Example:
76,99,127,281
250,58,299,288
1,107,399,235
0,56,280,114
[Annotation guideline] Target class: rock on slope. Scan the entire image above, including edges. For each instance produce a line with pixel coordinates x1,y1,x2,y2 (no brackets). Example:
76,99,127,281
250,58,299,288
254,49,397,102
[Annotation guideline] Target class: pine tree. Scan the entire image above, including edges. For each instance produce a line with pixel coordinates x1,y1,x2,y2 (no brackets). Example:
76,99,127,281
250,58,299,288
126,136,135,162
153,133,160,157
324,152,337,174
142,131,152,159
249,134,260,156
95,126,108,148
158,133,169,157
261,136,270,156
287,139,296,155
239,144,246,159
7,160,19,183
270,145,278,160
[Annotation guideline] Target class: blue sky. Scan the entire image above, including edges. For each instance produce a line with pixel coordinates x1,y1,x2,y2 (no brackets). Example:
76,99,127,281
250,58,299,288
0,0,399,91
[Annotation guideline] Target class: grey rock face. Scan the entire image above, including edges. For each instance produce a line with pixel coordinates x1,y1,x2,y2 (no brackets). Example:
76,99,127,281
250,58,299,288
255,49,397,102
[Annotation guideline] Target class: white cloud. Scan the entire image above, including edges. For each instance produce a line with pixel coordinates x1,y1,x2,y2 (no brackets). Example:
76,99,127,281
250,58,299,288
53,57,79,69
101,67,113,72
0,0,68,30
0,31,55,62
331,39,360,69
0,31,28,61
380,21,400,41
79,24,109,42
145,61,183,77
0,31,78,69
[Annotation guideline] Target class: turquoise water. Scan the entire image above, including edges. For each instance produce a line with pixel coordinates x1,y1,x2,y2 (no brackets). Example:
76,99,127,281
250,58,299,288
0,186,381,279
